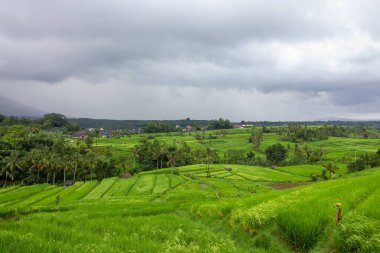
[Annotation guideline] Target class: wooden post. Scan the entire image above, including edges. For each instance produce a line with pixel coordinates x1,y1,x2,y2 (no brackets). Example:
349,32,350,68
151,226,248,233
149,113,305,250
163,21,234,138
335,203,342,224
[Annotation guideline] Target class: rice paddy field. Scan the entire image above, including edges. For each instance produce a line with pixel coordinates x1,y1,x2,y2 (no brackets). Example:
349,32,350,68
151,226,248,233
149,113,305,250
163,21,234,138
1,163,379,252
94,128,380,164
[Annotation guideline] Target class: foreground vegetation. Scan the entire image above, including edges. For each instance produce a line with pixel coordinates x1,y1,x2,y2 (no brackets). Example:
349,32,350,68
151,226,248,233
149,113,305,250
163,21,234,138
0,165,379,252
1,113,379,252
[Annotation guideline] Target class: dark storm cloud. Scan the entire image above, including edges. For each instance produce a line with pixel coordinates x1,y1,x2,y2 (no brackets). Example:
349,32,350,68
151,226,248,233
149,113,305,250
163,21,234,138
0,0,335,82
0,0,379,119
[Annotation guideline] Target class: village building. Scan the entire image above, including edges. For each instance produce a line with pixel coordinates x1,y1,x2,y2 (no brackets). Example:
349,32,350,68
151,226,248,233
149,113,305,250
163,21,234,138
71,131,88,139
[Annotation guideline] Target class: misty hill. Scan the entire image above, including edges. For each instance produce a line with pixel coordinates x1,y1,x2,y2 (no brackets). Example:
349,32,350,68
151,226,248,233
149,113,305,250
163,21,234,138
0,95,44,117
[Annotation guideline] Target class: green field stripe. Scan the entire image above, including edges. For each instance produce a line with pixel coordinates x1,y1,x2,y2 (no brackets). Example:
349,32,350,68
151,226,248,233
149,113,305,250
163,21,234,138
3,186,61,208
84,178,118,199
232,172,263,182
21,187,66,207
166,174,172,188
150,174,157,194
125,176,140,197
100,178,119,198
193,168,224,175
59,181,99,203
0,186,20,195
78,181,101,200
0,184,52,206
158,178,186,198
35,182,85,206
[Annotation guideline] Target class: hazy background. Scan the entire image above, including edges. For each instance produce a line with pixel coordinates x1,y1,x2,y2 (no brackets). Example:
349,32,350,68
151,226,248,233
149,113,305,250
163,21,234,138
1,0,379,120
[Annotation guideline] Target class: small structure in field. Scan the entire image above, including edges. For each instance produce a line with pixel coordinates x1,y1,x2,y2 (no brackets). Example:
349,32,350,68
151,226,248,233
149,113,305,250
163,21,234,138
183,125,193,132
121,172,133,179
64,180,73,187
71,131,88,139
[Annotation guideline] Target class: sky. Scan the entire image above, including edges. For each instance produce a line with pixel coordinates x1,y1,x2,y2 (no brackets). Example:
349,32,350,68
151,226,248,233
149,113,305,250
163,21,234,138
0,0,380,121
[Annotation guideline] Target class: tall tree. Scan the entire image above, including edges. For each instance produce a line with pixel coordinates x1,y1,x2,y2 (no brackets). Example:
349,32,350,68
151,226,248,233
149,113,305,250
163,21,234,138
2,151,23,186
265,143,287,166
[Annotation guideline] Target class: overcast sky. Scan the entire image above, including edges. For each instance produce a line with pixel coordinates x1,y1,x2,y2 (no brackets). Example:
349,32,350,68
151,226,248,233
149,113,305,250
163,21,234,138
1,0,380,121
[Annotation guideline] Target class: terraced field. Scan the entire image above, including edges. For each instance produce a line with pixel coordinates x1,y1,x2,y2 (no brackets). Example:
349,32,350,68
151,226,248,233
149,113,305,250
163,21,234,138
94,129,380,167
1,165,379,252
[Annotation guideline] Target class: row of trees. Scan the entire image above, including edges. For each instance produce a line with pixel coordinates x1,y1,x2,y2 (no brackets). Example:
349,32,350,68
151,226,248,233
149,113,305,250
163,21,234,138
132,139,219,171
0,123,122,186
347,150,380,172
0,113,79,132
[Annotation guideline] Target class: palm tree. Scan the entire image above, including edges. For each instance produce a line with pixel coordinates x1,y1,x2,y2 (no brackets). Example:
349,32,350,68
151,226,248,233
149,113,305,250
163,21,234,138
167,145,177,174
2,151,22,186
61,156,71,184
72,154,79,183
86,151,97,181
50,155,59,185
36,158,46,182
44,157,52,184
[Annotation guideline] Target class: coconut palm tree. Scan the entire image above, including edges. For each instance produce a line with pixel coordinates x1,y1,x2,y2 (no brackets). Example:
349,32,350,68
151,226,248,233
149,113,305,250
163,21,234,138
1,151,22,186
61,156,71,184
43,157,51,184
86,151,97,181
50,155,60,185
72,154,80,183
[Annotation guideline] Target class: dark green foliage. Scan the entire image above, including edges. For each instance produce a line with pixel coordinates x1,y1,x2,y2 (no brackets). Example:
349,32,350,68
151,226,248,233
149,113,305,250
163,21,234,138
248,131,263,150
224,149,246,164
265,143,287,165
40,113,68,128
347,150,380,173
208,118,232,130
348,159,366,173
132,139,208,171
69,118,209,130
280,124,348,142
142,122,177,133
321,170,328,180
253,232,272,249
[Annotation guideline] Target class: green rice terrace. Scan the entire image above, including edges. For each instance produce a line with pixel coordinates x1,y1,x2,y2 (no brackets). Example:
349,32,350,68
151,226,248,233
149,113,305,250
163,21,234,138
1,164,379,252
1,117,380,253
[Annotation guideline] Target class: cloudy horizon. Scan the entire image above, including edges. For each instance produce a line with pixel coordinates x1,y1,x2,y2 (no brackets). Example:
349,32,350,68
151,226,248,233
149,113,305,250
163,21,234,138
1,0,380,121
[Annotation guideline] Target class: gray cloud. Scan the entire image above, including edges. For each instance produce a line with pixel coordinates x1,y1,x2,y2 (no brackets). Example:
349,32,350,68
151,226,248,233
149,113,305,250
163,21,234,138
0,0,379,120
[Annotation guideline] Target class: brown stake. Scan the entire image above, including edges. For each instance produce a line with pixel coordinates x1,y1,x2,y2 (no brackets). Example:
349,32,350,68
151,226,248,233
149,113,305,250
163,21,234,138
335,202,342,224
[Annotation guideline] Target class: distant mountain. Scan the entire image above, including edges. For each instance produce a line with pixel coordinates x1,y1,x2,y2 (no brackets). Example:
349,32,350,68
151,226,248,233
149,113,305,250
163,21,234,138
0,95,44,117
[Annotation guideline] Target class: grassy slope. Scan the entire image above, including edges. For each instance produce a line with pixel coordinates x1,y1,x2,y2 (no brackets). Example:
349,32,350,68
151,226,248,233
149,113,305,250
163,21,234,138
0,167,379,252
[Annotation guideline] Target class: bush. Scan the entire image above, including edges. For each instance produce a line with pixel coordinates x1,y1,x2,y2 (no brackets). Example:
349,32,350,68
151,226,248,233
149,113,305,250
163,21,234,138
348,159,366,173
265,143,287,166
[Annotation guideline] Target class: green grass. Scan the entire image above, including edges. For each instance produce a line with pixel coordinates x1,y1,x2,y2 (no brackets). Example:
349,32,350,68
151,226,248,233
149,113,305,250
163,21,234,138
60,181,99,203
102,178,137,198
83,177,118,199
0,166,379,252
128,175,156,196
92,129,380,180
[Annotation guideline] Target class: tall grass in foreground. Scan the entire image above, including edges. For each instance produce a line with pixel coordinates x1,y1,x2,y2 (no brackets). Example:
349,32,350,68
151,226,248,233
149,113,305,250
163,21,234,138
231,171,380,250
0,204,237,253
331,187,380,252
